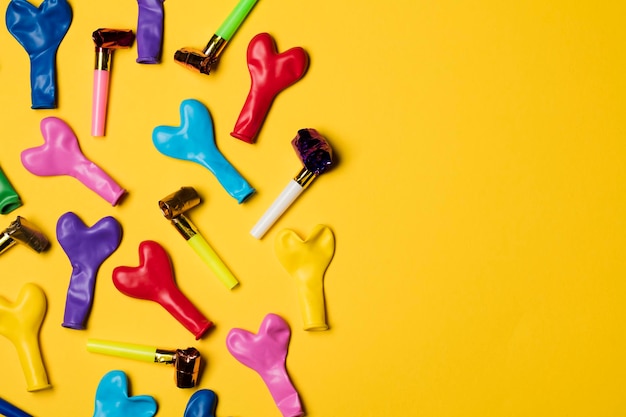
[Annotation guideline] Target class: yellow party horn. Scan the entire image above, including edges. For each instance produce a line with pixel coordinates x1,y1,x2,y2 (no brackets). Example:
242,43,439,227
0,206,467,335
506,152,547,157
159,187,239,289
87,339,202,388
0,283,50,391
274,225,335,331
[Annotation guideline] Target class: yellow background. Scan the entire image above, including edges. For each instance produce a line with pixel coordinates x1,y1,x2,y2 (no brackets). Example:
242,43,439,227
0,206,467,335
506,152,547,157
1,0,626,416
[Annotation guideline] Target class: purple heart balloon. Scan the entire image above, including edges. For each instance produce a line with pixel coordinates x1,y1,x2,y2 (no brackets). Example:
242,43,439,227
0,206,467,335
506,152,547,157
57,212,122,330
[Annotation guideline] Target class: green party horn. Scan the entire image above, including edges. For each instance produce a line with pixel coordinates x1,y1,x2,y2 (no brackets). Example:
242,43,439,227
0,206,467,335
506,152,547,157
174,0,259,74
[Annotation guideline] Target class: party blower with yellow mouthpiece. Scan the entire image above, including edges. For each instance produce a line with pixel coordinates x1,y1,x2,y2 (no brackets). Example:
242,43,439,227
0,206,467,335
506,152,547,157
0,283,50,391
275,225,335,331
250,128,335,239
87,339,202,388
159,187,239,289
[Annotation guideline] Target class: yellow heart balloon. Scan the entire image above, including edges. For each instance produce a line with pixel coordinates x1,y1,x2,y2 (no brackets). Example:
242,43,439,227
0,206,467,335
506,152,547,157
0,283,50,391
275,225,335,331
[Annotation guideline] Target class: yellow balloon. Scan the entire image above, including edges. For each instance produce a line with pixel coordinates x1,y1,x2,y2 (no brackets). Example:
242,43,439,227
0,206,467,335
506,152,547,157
0,283,50,391
275,225,335,331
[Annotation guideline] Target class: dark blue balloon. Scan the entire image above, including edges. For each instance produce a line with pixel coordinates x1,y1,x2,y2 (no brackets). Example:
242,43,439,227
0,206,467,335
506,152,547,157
184,389,218,417
5,0,72,109
0,397,33,417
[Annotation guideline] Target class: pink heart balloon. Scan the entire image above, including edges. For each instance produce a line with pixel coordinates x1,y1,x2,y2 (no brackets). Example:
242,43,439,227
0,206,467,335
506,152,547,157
21,117,126,206
226,313,303,417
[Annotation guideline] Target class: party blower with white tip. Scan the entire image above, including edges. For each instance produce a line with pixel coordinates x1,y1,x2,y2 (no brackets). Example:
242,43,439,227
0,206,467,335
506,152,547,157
250,128,335,239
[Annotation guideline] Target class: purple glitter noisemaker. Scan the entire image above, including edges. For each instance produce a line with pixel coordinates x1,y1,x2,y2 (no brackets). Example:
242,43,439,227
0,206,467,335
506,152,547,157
250,128,334,239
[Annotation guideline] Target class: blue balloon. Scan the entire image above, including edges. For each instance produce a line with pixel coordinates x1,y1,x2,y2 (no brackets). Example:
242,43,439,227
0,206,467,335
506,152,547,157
93,370,157,417
0,397,33,417
5,0,72,109
184,389,218,417
153,99,255,204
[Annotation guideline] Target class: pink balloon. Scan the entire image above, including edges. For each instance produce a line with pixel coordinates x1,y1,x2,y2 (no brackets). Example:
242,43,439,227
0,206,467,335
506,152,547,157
21,117,126,206
227,313,303,417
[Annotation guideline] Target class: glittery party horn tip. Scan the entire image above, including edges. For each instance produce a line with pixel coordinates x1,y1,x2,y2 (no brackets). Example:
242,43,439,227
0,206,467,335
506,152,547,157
250,128,334,239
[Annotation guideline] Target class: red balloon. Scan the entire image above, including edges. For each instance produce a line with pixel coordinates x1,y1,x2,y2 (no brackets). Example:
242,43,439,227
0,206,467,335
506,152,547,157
112,240,213,339
231,33,309,144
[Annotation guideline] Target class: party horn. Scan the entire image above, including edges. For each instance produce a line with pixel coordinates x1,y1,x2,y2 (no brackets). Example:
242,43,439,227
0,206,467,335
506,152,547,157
0,166,22,214
5,0,72,109
57,212,122,330
87,339,201,388
152,99,255,203
174,0,258,75
0,397,33,417
92,28,135,136
231,33,308,144
250,128,334,239
159,187,239,289
21,117,127,205
112,240,213,339
275,225,335,331
227,313,303,417
0,283,50,391
0,216,50,256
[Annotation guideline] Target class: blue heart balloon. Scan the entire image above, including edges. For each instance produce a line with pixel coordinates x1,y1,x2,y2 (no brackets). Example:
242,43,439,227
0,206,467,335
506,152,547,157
184,389,218,417
152,99,255,203
5,0,72,109
93,370,157,417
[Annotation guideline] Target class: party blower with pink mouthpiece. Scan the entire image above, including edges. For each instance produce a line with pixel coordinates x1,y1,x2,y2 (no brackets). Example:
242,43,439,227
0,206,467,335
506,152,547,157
250,128,334,239
21,117,127,206
112,240,213,339
92,28,134,137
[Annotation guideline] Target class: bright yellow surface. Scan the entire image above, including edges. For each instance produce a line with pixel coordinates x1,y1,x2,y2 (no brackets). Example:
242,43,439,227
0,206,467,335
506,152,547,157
1,0,626,416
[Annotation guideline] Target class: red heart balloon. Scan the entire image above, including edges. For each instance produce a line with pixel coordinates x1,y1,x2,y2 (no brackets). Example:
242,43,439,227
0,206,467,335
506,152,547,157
112,240,213,339
231,33,309,143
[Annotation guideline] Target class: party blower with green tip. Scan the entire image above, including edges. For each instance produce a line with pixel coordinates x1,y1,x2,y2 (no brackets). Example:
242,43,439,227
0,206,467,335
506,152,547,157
174,0,259,75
